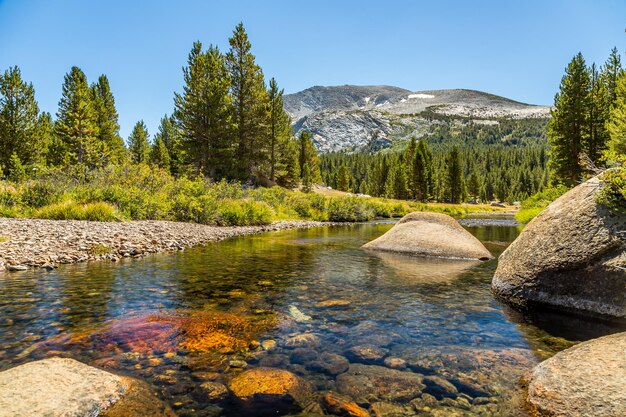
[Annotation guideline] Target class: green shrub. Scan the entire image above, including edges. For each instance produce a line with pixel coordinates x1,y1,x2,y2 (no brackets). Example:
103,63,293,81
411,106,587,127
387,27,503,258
597,167,626,214
514,207,544,224
214,200,275,226
21,180,64,208
327,197,376,222
515,185,568,224
33,201,122,221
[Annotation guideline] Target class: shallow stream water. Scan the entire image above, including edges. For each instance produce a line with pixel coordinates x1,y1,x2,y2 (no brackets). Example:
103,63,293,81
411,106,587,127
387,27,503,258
0,219,623,416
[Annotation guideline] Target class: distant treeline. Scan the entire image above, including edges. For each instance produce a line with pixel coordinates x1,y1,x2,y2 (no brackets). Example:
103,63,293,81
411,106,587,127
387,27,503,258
0,23,319,189
321,118,550,204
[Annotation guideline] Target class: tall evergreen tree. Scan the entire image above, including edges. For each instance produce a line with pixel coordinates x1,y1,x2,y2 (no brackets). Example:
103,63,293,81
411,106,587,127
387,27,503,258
276,137,300,188
127,120,150,163
602,47,624,107
150,136,171,170
0,66,43,168
298,131,320,185
226,23,270,179
548,53,591,186
54,66,99,166
607,71,626,158
154,114,184,176
587,63,609,164
336,164,350,191
267,77,292,182
174,42,233,178
446,145,465,203
91,75,125,165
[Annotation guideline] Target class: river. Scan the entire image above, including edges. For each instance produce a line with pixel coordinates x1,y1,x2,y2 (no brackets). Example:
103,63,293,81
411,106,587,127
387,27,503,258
0,219,621,416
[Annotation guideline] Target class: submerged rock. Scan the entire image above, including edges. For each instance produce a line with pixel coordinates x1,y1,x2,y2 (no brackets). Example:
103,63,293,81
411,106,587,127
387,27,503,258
321,391,370,417
228,367,313,412
493,175,626,319
527,331,626,417
362,212,492,260
0,357,174,417
336,363,425,403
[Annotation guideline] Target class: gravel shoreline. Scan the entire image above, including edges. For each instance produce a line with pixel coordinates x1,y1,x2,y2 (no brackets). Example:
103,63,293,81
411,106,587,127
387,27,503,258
0,218,340,272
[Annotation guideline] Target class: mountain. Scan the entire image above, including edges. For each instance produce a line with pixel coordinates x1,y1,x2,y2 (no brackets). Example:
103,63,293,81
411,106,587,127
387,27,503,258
284,85,551,153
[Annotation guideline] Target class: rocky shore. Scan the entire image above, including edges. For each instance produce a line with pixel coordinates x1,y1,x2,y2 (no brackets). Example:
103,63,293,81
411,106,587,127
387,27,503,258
0,218,337,272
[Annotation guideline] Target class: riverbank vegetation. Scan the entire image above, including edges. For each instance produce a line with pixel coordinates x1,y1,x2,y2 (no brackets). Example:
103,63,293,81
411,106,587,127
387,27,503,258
0,164,499,225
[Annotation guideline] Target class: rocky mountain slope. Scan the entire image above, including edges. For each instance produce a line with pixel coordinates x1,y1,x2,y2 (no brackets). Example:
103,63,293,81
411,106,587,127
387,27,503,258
284,85,551,153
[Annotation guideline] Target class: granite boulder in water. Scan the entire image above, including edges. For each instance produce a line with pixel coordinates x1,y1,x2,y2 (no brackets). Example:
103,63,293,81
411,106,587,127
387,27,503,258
362,212,493,260
492,175,626,319
527,331,626,416
0,357,174,417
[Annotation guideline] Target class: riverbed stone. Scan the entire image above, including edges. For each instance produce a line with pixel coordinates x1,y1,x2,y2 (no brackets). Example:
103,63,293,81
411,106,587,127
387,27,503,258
527,331,626,417
362,212,493,260
492,174,626,319
285,333,322,349
336,363,425,403
423,375,458,397
347,344,389,363
0,357,174,417
227,367,313,412
321,391,370,417
308,352,350,375
198,381,229,402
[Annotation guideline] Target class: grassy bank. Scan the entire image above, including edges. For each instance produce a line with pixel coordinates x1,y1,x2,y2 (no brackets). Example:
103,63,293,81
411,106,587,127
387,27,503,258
0,164,503,226
514,186,568,224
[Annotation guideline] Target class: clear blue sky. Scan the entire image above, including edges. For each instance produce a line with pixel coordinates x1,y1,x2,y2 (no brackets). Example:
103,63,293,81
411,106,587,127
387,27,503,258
1,0,625,138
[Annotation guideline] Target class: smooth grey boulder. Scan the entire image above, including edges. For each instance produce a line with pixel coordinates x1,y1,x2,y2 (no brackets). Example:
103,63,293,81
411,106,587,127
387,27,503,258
492,175,626,319
527,331,626,416
0,357,175,417
362,212,493,260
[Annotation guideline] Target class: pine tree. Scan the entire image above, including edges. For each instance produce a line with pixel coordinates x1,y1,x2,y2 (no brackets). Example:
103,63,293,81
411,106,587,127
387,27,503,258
298,131,320,185
446,145,465,203
336,164,350,191
276,137,300,188
54,66,99,166
154,114,184,176
467,172,480,202
587,63,609,164
413,140,433,201
37,112,54,165
91,75,125,165
6,152,26,182
607,71,626,159
174,42,233,178
150,136,171,170
0,66,43,168
602,47,624,107
267,77,292,182
127,120,150,163
548,53,591,186
226,23,270,180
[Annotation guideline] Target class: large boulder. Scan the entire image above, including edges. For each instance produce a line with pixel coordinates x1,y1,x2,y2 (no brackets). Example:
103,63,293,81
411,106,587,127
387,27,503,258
493,175,626,319
362,212,492,260
527,331,626,416
0,357,175,417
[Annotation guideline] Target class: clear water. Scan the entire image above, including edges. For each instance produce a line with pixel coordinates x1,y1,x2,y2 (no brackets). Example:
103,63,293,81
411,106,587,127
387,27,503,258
0,220,622,416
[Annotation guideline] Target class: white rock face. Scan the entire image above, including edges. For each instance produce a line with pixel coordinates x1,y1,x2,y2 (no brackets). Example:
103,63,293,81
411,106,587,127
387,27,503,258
284,85,551,153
